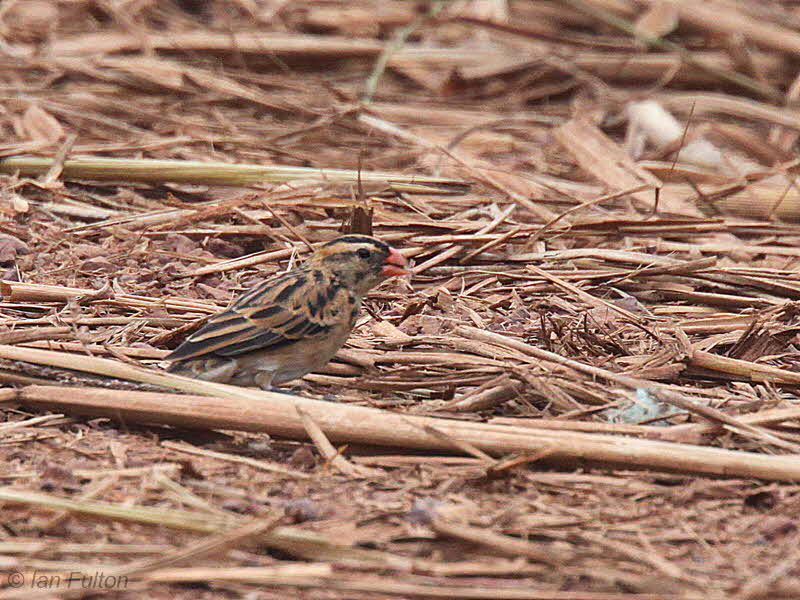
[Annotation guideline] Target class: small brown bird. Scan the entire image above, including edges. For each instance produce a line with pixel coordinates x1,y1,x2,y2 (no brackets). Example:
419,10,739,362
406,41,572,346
165,235,408,389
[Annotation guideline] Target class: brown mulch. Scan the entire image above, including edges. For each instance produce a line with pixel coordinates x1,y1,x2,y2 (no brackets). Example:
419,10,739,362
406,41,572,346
2,1,800,598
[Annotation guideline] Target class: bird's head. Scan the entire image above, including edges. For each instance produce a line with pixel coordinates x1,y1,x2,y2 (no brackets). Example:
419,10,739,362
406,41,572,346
309,235,408,295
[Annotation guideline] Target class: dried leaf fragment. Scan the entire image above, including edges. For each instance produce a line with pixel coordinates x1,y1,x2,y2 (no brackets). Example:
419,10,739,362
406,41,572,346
21,103,64,143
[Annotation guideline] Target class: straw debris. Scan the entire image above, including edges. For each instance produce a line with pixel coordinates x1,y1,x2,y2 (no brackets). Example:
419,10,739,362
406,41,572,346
2,1,800,598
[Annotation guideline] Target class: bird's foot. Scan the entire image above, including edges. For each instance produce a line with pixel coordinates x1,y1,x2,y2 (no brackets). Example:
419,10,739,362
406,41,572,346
265,385,303,397
262,384,339,402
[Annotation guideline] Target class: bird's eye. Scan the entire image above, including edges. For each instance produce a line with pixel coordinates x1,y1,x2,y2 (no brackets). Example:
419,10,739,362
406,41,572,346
356,248,371,260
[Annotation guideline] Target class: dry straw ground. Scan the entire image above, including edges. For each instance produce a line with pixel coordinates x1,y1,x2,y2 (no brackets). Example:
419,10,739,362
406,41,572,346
2,0,800,598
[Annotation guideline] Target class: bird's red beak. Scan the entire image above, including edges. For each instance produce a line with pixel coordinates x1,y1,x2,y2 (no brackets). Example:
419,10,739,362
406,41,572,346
382,247,409,277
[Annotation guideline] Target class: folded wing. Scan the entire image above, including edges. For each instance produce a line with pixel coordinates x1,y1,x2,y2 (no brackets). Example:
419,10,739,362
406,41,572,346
165,269,338,362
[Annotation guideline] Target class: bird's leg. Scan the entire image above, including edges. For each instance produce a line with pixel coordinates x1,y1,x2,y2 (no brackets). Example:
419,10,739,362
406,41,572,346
253,371,274,391
275,383,340,402
259,380,304,397
171,358,237,383
201,359,239,382
254,378,334,400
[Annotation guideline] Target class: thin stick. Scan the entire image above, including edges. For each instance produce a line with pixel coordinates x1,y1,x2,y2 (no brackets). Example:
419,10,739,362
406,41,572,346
295,407,380,478
455,327,800,453
2,349,800,480
0,156,468,194
161,440,310,479
559,0,782,101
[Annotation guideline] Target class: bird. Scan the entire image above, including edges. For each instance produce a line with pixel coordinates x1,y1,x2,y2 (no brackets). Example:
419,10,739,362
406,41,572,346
164,235,409,389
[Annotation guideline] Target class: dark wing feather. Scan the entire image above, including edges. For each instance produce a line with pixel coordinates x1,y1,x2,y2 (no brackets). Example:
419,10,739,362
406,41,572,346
165,269,339,362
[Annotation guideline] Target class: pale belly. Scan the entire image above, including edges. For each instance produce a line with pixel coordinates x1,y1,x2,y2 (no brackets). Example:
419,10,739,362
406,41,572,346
229,321,353,388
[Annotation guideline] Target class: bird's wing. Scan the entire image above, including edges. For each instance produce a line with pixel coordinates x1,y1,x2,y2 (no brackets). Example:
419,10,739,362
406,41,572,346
165,269,346,362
